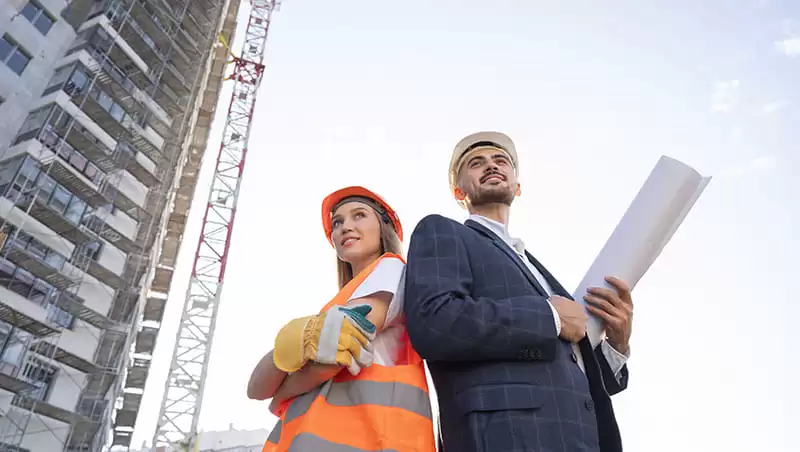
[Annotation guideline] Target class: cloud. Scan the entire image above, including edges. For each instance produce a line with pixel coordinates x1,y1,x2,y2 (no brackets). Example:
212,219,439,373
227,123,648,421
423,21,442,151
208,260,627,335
711,80,740,113
774,36,800,57
757,100,790,116
718,155,777,179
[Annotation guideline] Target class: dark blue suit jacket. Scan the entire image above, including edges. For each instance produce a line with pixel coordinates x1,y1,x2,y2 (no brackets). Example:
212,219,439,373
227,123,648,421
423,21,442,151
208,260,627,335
404,215,627,452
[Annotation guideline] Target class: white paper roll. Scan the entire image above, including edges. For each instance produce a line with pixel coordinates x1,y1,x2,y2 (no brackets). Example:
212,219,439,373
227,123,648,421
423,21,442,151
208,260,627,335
573,156,711,346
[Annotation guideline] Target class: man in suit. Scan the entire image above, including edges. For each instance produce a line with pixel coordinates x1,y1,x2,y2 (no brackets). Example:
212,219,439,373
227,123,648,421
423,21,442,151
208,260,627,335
404,131,634,452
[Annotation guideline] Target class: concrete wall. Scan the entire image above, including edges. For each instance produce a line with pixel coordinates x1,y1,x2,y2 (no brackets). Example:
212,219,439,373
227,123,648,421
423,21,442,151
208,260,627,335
0,0,74,154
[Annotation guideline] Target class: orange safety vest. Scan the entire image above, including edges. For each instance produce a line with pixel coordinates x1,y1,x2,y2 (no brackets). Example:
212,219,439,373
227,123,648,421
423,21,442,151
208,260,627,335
263,253,436,452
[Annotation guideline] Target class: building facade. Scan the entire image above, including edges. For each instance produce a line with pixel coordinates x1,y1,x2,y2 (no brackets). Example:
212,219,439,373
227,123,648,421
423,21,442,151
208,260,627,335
0,0,233,450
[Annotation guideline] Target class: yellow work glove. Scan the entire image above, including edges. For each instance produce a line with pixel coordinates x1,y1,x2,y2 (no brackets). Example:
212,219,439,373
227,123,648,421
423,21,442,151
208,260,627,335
273,305,377,376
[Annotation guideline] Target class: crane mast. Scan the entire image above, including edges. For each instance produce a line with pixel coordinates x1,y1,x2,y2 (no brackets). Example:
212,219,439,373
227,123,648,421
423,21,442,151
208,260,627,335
153,1,280,448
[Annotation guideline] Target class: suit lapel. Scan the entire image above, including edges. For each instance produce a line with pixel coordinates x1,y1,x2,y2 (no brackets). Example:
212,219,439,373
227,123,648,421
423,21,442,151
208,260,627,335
524,251,571,299
465,219,547,296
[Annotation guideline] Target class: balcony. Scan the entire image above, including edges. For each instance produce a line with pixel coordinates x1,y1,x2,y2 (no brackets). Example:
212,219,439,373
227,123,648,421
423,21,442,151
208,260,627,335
42,120,116,174
0,361,35,394
161,61,191,97
81,209,141,256
107,12,168,68
40,157,107,209
14,190,97,248
0,233,76,291
0,304,58,337
180,8,206,44
128,0,176,50
84,47,148,121
74,26,155,92
40,113,160,189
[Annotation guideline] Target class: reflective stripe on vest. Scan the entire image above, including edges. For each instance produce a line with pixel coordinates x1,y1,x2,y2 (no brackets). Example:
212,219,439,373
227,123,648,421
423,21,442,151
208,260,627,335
264,254,435,452
289,433,398,451
283,379,432,424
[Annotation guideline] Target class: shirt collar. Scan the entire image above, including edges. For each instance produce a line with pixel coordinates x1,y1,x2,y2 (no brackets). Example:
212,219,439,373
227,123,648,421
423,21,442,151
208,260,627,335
468,214,527,255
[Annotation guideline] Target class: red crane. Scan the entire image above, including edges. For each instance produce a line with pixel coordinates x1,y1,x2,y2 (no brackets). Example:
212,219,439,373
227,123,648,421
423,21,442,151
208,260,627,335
153,1,280,449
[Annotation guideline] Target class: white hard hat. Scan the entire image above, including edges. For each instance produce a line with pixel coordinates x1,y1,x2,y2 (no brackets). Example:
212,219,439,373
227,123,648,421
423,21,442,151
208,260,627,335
448,131,518,190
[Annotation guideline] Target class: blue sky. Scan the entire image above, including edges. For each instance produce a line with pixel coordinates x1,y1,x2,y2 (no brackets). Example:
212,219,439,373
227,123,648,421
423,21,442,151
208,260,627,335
131,1,798,450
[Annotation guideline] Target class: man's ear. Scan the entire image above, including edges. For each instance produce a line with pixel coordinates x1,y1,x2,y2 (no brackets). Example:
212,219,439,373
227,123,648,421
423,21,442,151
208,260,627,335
453,186,467,201
515,183,522,197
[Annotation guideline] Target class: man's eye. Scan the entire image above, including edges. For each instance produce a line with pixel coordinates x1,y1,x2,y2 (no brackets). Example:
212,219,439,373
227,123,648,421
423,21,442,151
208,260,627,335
470,160,482,168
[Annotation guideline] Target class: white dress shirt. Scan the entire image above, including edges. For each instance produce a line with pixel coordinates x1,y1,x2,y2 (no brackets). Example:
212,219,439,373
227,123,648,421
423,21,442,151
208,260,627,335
469,215,629,381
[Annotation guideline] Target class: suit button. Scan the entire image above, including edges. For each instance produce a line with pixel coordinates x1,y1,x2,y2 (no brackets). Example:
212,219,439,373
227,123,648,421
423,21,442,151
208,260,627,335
584,399,594,411
571,352,578,363
532,348,542,359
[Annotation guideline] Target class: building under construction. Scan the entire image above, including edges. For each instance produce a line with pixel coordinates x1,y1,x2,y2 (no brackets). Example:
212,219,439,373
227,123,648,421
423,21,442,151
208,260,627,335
0,0,240,450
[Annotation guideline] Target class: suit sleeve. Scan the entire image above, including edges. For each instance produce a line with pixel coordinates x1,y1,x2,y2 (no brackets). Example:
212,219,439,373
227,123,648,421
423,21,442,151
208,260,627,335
404,215,559,362
594,345,629,395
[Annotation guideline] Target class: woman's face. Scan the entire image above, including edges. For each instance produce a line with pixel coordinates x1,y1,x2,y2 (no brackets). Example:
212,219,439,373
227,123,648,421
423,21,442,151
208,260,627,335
331,201,383,265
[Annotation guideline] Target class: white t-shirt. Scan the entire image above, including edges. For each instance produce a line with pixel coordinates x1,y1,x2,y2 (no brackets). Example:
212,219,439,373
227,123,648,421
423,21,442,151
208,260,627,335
345,256,406,366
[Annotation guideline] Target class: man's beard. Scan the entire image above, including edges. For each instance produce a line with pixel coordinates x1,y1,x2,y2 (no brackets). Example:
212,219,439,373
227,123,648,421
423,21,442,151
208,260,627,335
469,185,514,207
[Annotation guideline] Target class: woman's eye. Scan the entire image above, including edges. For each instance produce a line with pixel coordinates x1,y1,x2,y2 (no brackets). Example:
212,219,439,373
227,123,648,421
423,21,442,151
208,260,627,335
332,219,342,227
354,212,365,219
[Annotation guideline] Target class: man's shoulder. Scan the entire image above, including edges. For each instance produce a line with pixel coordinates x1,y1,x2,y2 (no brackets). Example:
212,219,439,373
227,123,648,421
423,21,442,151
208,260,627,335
414,214,468,233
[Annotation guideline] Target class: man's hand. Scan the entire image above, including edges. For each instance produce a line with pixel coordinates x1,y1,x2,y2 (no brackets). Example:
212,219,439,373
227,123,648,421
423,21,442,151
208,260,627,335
584,276,633,355
551,295,588,343
273,305,377,375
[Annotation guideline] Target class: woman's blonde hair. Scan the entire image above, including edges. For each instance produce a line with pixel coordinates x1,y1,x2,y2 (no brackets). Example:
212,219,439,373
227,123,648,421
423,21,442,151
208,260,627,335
334,201,402,289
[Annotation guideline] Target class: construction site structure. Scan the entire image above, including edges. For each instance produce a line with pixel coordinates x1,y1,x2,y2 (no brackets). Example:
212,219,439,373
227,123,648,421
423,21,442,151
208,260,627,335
131,426,267,452
151,1,279,450
0,0,240,450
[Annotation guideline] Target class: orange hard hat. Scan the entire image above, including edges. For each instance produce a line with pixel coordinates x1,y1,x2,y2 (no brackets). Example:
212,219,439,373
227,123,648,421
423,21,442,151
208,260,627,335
321,186,403,246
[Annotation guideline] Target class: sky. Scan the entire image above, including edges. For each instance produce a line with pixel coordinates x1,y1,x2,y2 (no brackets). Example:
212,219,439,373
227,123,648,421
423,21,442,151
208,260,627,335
131,0,799,450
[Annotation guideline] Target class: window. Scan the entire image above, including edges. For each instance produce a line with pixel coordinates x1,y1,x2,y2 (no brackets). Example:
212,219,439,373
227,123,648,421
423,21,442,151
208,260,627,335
1,329,30,370
0,35,31,75
43,250,66,270
48,64,72,90
21,2,55,35
17,107,51,137
68,149,87,172
20,357,56,401
0,258,14,286
49,186,70,215
29,279,52,305
81,241,102,260
35,173,56,202
84,162,101,184
9,268,35,299
64,67,89,96
64,196,86,224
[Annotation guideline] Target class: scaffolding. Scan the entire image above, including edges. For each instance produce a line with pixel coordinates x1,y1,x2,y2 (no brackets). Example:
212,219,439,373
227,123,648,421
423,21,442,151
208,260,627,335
153,1,279,450
0,0,231,450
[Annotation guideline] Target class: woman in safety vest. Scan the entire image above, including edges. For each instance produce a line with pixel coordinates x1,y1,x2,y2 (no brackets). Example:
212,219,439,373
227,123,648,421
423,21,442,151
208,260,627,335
247,186,436,452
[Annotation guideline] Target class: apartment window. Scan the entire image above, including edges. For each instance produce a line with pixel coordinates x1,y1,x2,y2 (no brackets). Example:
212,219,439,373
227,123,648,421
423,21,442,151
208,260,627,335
77,240,102,261
50,186,71,214
17,107,51,138
0,35,31,75
0,255,73,329
21,357,56,401
0,258,14,286
64,196,87,224
9,267,35,299
21,2,55,35
48,64,72,90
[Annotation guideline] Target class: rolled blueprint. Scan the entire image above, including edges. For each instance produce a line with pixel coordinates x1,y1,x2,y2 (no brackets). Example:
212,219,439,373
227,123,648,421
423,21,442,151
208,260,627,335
573,156,711,346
